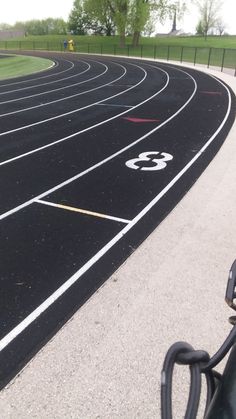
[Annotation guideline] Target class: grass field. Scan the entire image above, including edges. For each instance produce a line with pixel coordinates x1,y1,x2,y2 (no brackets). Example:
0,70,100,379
0,54,53,80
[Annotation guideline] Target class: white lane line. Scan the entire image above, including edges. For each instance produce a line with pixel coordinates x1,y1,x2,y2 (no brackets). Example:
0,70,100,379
0,67,195,220
0,61,110,114
0,60,91,101
36,199,131,224
0,63,166,166
0,60,129,122
0,58,74,90
0,74,231,353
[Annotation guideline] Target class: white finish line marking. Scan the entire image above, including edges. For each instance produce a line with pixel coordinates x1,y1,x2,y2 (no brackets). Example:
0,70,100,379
36,199,131,224
0,70,231,352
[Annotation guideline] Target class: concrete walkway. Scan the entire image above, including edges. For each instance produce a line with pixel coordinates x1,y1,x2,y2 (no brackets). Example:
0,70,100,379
0,65,235,418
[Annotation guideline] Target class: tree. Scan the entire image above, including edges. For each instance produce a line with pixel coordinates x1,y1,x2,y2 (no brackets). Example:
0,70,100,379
110,0,129,47
129,0,149,46
68,0,91,35
129,0,151,47
70,0,128,42
24,20,46,35
12,21,26,31
215,18,226,36
43,18,67,35
84,0,129,46
196,19,204,35
87,0,132,44
71,0,187,46
84,0,115,35
0,23,12,30
194,0,222,39
12,19,67,36
142,12,156,35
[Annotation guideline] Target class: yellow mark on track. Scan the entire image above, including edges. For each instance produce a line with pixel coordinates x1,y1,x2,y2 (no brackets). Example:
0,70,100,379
36,199,130,224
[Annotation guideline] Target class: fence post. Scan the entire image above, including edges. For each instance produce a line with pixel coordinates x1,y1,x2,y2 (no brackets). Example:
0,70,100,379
194,47,197,66
207,48,212,68
234,50,236,76
180,46,184,63
221,49,226,72
167,46,170,61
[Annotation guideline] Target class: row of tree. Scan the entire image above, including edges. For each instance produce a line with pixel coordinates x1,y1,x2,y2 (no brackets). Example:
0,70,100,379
0,19,68,36
194,0,225,38
68,0,186,46
69,0,225,45
0,0,225,45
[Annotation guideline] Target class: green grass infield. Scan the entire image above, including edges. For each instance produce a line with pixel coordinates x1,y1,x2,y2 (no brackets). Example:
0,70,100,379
0,54,54,80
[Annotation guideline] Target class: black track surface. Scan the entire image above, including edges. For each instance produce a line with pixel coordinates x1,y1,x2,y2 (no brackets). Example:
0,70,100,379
0,50,235,389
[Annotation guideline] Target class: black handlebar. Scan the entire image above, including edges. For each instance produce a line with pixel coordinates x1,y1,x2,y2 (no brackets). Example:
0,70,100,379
161,260,236,419
225,260,236,311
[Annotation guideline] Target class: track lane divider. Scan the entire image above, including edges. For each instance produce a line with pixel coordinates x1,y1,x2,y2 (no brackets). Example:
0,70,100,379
0,61,130,121
0,68,196,220
0,58,75,90
0,60,110,112
0,60,91,100
0,64,168,165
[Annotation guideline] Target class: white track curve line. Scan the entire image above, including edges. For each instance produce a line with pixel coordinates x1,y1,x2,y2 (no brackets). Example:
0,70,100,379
0,60,90,98
0,67,196,220
0,63,163,167
0,61,146,137
0,74,231,353
0,58,59,88
0,59,71,93
0,61,108,109
0,61,127,117
0,58,116,103
0,58,75,89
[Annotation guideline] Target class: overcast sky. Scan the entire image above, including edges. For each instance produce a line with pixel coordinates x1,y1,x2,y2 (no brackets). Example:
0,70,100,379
1,0,235,34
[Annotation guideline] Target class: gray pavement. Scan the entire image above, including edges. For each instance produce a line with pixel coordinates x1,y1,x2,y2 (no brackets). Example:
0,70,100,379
0,65,235,418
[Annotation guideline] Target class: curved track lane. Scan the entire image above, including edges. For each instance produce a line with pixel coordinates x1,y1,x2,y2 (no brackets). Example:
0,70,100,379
0,51,235,389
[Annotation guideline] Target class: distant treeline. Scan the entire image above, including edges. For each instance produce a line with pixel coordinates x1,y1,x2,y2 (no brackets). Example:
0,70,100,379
0,19,68,36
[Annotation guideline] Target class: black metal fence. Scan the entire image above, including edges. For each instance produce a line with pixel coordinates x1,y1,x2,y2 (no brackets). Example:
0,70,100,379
1,40,235,76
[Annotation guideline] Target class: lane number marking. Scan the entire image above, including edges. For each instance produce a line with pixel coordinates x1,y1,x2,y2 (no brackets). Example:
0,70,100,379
125,151,173,171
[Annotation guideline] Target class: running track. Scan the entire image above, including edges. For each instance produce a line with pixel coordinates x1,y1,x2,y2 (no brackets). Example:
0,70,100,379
0,51,235,389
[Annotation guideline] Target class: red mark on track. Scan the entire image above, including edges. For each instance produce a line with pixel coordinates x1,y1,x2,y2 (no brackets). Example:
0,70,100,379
200,91,222,95
122,117,160,123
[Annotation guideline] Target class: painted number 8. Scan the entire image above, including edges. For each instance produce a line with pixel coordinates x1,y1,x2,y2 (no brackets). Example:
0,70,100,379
125,151,173,171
